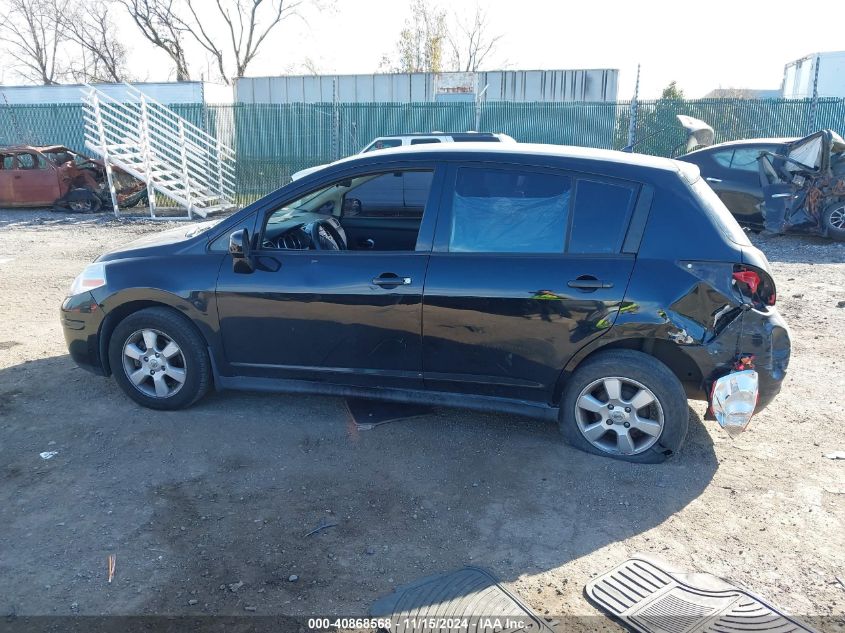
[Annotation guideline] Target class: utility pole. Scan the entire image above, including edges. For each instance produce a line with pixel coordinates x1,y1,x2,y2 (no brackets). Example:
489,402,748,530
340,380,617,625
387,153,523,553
332,78,340,160
626,64,641,150
475,84,489,132
808,55,821,135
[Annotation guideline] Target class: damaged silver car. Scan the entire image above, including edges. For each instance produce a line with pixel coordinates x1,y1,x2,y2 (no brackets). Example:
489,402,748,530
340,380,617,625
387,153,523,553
758,129,845,239
678,122,845,240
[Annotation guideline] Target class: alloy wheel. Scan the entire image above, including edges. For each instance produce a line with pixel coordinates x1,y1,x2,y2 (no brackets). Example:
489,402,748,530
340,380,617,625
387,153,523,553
121,328,187,398
829,205,845,230
574,376,665,456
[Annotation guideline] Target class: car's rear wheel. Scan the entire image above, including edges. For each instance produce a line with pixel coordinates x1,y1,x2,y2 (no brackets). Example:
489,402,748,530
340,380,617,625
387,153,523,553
822,201,845,241
559,350,688,463
108,307,211,410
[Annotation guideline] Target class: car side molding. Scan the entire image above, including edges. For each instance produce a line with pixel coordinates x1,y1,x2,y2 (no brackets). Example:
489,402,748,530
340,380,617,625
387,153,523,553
212,372,560,422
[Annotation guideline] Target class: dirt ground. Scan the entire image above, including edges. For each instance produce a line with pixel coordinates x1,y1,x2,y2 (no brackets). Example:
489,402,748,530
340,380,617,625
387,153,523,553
0,209,843,631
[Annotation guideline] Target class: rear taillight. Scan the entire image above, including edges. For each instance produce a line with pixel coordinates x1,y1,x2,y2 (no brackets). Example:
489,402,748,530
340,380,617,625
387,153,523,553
733,265,776,307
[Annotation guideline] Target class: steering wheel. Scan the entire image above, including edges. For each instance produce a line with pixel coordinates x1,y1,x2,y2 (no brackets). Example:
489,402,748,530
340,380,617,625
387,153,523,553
309,220,346,250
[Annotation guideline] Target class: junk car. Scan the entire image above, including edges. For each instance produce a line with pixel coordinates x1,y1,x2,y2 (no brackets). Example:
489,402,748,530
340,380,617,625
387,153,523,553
0,145,146,212
677,123,845,239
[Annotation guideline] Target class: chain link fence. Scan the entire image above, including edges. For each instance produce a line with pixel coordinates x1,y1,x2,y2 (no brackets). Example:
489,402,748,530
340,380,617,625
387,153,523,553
2,98,844,204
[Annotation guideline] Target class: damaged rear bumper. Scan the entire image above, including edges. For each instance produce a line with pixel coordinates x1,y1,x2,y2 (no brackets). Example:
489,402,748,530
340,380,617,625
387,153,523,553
704,306,789,434
737,307,790,411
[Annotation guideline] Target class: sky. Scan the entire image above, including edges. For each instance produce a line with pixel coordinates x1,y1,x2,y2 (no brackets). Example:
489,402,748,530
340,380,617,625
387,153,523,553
6,0,845,98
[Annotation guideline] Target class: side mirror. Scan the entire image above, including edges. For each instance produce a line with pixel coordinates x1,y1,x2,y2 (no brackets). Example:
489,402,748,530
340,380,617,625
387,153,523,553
229,228,254,273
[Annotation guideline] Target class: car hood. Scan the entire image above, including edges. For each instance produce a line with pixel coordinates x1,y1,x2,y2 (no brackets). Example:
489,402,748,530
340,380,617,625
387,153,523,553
96,221,218,262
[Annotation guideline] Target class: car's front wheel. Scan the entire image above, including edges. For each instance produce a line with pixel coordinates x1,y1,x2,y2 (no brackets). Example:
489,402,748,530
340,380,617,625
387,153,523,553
823,201,845,241
558,350,689,463
108,307,211,410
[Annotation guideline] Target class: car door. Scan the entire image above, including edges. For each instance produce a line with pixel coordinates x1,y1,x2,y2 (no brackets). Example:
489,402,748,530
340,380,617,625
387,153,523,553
11,151,61,206
0,154,14,205
214,165,443,390
693,145,779,227
421,163,641,403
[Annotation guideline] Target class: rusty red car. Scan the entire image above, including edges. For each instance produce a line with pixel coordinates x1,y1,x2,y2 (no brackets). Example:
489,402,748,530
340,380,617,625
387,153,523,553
0,145,146,212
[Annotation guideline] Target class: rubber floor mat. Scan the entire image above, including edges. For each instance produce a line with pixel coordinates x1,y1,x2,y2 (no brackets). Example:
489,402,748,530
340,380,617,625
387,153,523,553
345,397,432,429
585,555,819,633
370,566,555,632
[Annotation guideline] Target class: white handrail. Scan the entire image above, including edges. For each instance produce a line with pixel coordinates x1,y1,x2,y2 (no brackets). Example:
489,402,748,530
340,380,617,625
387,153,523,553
81,83,237,218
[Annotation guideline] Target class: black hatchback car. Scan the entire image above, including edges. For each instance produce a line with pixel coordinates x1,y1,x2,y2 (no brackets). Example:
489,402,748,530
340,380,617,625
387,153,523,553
61,144,790,463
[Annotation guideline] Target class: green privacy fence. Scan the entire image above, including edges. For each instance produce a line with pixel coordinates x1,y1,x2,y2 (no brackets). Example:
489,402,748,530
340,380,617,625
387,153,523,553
2,98,844,203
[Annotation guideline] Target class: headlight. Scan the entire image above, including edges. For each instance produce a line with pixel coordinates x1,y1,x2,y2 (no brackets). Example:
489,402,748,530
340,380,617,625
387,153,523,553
69,262,107,296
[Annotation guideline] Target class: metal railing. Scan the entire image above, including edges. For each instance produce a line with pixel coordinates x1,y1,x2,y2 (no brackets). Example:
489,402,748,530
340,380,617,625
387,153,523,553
81,83,236,218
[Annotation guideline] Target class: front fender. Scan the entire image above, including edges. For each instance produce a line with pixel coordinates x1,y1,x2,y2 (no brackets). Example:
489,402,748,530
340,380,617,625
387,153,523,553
91,253,225,374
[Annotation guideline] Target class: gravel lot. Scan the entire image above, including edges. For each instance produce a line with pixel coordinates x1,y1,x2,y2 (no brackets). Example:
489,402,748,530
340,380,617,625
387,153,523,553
0,209,843,630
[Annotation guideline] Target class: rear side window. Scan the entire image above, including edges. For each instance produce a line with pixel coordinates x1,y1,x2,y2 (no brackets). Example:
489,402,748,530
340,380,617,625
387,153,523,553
730,148,765,172
410,138,441,145
362,139,402,153
16,153,47,169
568,179,637,254
449,167,571,253
712,150,733,168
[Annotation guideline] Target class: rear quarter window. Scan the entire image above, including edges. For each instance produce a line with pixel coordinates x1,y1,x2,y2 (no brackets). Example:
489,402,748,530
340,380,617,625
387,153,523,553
689,177,751,246
568,179,638,254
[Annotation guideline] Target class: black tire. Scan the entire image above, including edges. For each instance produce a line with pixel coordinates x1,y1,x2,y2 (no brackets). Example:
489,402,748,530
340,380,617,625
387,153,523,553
108,307,211,410
822,201,845,241
558,350,689,463
65,188,102,213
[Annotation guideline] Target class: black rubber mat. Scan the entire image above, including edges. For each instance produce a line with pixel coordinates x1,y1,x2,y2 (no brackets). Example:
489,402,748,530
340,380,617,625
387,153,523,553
585,555,819,633
370,566,555,632
345,397,433,429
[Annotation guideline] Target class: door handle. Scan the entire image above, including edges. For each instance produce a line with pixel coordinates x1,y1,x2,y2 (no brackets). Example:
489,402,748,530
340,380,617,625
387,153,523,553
770,192,793,199
705,177,722,183
372,273,411,287
568,278,613,290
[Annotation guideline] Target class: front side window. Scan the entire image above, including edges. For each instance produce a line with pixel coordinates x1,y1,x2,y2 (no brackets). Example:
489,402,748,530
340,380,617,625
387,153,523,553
568,179,637,254
448,167,572,253
261,169,434,252
343,171,433,218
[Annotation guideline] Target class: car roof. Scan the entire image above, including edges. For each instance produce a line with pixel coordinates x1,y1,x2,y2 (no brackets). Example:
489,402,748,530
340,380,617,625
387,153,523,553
376,132,502,138
0,145,71,153
683,137,797,156
330,142,695,176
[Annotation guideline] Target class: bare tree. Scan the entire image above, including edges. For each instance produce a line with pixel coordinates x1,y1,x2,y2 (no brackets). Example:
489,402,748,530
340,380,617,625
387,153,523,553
179,0,302,84
118,0,191,80
63,1,131,82
447,5,502,72
381,0,447,73
0,0,69,85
